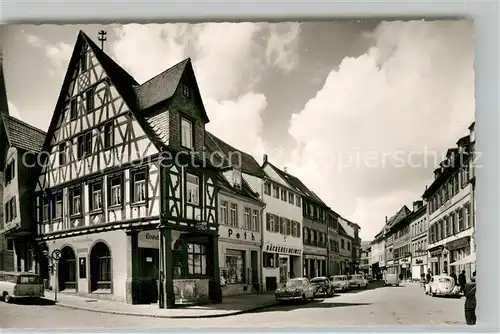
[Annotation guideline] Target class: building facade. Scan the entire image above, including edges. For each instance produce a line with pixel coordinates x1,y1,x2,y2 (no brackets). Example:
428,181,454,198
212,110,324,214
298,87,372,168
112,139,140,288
370,228,386,279
273,171,329,279
33,31,223,307
423,124,475,280
258,159,303,290
359,242,371,275
384,206,411,275
409,201,428,281
216,169,265,297
337,217,354,274
327,210,341,276
1,62,47,274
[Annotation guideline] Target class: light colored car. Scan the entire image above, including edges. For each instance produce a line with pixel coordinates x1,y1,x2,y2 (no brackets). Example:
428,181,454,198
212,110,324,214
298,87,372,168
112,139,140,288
329,275,349,292
0,271,45,303
348,274,368,289
384,273,400,286
425,275,461,297
275,278,315,302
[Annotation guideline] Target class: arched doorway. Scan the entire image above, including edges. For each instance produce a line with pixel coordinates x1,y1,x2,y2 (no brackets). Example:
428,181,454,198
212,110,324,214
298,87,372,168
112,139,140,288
90,242,112,292
58,246,77,291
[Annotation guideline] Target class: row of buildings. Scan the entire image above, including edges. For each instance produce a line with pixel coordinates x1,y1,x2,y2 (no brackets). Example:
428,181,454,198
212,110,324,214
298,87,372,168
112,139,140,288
0,31,362,307
360,122,476,283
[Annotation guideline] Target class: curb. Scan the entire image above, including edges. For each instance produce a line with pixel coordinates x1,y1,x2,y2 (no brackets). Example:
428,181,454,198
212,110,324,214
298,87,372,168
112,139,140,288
52,300,278,319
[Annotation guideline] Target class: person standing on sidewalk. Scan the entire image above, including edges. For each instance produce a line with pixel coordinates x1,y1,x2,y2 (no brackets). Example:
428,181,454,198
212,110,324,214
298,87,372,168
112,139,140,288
458,270,467,294
464,271,476,325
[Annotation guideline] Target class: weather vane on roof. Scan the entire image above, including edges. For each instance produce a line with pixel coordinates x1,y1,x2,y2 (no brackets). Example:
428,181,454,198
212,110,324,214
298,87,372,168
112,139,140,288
98,30,107,51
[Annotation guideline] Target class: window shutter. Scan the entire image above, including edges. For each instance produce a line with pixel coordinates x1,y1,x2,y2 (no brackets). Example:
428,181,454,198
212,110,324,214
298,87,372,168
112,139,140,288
266,212,270,231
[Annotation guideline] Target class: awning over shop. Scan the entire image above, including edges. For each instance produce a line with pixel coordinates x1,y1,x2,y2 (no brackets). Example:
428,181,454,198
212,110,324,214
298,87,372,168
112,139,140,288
450,252,476,266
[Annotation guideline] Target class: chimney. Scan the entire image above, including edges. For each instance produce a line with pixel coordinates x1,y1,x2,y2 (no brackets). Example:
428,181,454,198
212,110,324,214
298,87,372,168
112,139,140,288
385,216,388,223
284,166,287,173
263,154,268,164
413,200,423,212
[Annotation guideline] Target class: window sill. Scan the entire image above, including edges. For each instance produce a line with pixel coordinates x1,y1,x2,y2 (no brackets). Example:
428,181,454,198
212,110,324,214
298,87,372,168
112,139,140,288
186,202,200,206
130,201,148,208
91,289,112,294
70,214,83,219
108,204,123,210
53,218,63,222
89,209,103,215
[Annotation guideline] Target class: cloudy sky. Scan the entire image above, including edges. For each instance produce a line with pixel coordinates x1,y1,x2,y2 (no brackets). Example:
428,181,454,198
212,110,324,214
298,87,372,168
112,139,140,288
2,21,474,240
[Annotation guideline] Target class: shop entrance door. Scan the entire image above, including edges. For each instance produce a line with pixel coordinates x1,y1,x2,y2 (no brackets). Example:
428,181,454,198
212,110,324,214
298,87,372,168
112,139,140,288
279,257,288,284
139,248,159,304
250,250,259,291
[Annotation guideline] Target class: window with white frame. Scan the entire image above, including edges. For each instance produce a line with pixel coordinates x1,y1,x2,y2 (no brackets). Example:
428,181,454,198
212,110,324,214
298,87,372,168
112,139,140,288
244,207,251,229
220,200,228,225
252,209,259,232
186,173,199,205
108,175,122,207
89,182,103,211
132,170,147,203
70,186,82,216
181,118,193,149
42,197,50,221
465,202,472,228
280,189,287,201
273,185,279,198
230,203,238,227
296,196,301,207
288,192,294,204
53,192,63,219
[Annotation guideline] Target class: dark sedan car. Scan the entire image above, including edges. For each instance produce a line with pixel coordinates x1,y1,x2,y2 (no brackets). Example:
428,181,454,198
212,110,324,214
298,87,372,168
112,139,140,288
310,276,334,297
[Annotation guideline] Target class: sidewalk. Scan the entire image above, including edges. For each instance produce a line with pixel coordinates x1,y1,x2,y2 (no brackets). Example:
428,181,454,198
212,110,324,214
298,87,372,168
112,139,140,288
43,291,277,318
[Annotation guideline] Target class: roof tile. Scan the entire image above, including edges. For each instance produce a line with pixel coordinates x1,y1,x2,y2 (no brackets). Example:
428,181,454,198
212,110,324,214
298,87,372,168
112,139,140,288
2,115,46,152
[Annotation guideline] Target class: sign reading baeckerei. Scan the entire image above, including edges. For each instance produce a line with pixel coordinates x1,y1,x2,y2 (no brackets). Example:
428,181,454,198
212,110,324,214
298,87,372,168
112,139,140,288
265,244,302,256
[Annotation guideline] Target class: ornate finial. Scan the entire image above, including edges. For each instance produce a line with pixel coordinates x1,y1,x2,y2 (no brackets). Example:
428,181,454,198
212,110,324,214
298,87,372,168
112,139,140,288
98,30,107,51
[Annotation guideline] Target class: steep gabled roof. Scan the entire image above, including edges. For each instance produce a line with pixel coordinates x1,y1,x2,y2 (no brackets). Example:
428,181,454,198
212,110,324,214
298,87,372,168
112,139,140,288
263,161,306,195
2,115,46,152
386,205,411,228
40,31,216,170
273,167,328,207
217,172,263,204
205,132,265,178
0,59,9,117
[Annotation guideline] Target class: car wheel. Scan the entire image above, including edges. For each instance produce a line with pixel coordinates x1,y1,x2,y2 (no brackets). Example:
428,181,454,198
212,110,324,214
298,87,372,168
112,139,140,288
302,294,307,302
3,293,11,303
358,284,360,289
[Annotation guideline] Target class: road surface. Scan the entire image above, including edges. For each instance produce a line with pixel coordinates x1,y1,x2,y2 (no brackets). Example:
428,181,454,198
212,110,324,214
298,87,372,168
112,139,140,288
0,283,466,328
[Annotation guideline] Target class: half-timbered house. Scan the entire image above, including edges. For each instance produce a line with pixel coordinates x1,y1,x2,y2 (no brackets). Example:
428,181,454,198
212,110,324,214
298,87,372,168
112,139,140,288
205,133,265,296
34,31,221,307
0,61,47,273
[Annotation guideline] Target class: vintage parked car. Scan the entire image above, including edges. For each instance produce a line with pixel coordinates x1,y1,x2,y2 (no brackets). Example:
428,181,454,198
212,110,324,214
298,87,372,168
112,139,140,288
329,275,350,292
310,276,334,297
365,274,374,282
275,278,315,302
348,274,368,289
425,274,461,297
384,273,400,286
0,271,45,303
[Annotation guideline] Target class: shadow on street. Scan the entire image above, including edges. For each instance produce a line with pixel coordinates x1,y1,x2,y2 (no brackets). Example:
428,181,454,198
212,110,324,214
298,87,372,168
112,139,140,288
6,298,56,306
251,298,373,313
339,280,390,294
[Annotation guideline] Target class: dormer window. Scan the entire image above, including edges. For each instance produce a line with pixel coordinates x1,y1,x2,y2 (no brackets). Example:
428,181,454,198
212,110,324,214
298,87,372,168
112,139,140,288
232,167,242,189
181,117,193,149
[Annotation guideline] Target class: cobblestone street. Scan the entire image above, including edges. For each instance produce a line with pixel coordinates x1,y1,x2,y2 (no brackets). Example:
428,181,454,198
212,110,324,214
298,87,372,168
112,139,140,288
0,283,466,328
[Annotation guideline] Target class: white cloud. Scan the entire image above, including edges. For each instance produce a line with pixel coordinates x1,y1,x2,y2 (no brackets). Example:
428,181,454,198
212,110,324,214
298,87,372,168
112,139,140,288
265,22,301,73
286,20,475,240
111,22,301,157
24,33,72,76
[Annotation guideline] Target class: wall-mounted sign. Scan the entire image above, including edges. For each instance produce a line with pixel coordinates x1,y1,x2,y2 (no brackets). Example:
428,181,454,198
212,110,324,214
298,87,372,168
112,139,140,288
146,257,153,263
264,244,302,256
138,230,160,249
416,259,423,264
79,257,86,279
228,228,256,241
394,259,400,265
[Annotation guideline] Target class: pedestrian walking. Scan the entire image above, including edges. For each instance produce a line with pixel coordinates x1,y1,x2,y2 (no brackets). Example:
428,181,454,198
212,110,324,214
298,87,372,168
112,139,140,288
458,270,467,294
464,271,476,325
450,271,458,286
